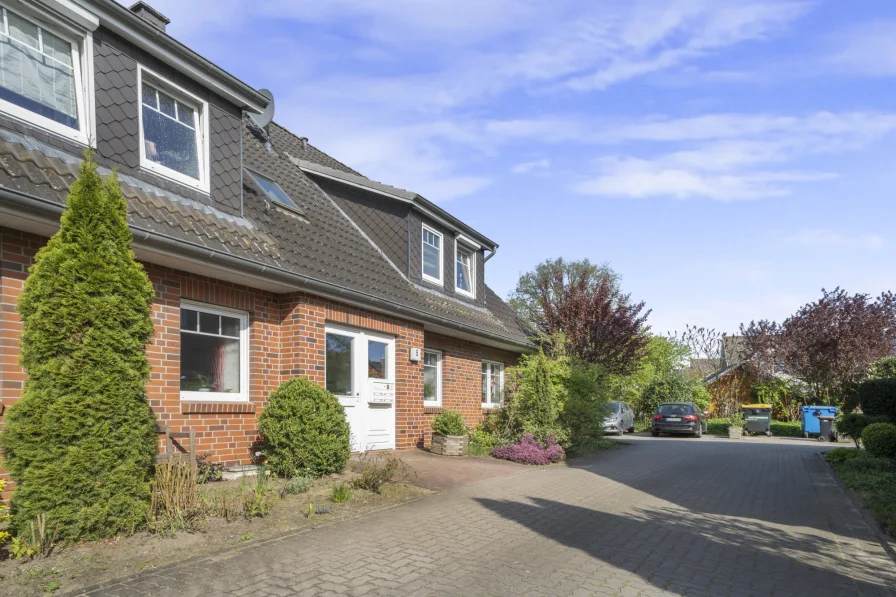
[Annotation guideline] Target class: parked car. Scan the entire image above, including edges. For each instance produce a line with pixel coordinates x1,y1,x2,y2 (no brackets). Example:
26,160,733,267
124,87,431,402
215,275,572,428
604,401,635,436
651,402,708,438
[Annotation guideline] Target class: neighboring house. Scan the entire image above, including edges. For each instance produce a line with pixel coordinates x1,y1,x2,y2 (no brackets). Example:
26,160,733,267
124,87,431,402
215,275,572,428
0,0,532,476
688,336,756,414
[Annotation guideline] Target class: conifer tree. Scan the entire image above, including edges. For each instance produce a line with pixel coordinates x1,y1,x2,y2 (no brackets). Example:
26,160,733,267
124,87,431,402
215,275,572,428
1,153,157,541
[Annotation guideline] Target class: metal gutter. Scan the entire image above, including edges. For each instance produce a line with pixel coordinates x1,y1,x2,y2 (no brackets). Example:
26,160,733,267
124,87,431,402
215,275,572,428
0,187,533,352
82,0,268,113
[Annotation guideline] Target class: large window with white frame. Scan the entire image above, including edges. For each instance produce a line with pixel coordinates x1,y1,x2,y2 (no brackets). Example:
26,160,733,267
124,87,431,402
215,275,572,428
422,225,442,284
0,3,93,144
455,243,475,297
180,303,249,401
423,349,442,406
138,65,209,192
482,361,504,407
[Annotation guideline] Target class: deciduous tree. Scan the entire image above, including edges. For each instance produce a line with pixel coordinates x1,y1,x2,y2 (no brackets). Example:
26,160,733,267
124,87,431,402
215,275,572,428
509,258,650,375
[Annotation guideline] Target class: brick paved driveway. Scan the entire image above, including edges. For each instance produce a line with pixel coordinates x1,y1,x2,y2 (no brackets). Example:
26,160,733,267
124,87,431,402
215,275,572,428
75,436,896,596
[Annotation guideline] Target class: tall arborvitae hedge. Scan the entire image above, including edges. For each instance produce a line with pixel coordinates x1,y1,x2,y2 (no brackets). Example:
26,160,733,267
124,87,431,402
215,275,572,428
1,153,157,541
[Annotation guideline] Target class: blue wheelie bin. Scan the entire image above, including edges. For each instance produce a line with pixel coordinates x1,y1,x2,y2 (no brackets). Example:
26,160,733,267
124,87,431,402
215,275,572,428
801,405,838,439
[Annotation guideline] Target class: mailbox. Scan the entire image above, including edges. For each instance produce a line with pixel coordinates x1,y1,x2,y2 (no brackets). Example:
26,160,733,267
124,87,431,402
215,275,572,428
369,381,395,404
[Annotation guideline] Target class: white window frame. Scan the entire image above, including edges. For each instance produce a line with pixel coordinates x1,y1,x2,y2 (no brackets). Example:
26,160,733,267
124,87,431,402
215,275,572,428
137,64,210,193
454,242,475,298
421,224,443,285
179,301,250,403
423,348,442,407
482,361,504,408
0,2,95,146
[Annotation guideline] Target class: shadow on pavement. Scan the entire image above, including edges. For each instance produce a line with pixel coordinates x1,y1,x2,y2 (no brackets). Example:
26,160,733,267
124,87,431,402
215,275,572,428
567,436,844,534
476,495,896,596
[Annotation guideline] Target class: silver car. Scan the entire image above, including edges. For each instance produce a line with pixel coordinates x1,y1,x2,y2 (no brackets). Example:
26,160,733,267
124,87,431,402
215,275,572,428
604,401,635,436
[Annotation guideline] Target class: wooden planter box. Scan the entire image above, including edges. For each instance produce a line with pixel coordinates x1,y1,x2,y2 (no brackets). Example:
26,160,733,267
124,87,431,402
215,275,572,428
728,427,743,439
431,433,468,456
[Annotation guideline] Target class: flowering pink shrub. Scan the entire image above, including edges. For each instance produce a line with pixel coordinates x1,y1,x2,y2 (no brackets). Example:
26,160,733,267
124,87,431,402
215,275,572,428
491,434,565,465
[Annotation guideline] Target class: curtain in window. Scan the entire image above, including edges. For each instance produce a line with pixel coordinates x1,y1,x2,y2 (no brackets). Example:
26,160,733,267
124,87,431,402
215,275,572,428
0,10,77,128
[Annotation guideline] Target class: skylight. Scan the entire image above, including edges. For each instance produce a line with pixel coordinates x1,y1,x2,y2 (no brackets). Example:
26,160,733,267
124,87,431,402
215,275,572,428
248,170,299,211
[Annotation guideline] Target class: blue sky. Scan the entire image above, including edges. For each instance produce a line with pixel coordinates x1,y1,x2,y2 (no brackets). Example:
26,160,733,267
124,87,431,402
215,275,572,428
150,0,896,335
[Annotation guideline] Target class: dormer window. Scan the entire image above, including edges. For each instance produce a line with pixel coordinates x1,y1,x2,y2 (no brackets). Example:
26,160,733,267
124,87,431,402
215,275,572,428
422,225,442,284
0,5,92,144
455,244,475,297
138,65,209,192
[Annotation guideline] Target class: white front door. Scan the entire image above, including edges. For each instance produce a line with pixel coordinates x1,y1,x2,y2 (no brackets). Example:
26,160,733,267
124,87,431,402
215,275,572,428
325,325,396,452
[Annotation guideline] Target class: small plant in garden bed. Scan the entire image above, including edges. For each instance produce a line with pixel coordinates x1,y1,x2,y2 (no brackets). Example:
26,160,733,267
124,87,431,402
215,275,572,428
196,453,225,484
147,459,205,536
242,465,275,518
431,410,466,436
283,475,313,495
331,483,352,504
491,434,565,465
351,453,411,494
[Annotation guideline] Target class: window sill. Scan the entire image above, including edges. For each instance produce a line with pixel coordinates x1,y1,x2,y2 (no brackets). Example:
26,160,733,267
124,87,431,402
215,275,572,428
181,401,256,414
421,275,443,288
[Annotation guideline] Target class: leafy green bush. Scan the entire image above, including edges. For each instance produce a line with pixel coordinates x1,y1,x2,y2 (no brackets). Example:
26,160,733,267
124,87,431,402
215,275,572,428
431,409,466,436
284,475,313,495
825,448,868,465
0,154,157,542
858,379,896,422
468,428,496,457
706,418,732,435
331,483,352,503
769,421,802,437
837,413,891,448
867,356,896,380
258,378,351,478
862,423,896,460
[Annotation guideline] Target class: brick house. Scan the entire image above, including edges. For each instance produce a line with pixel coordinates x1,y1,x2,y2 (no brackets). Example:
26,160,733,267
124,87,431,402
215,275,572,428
0,0,532,480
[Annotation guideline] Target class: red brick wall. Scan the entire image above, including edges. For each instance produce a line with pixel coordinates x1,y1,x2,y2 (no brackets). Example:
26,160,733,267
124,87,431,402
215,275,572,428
0,226,522,489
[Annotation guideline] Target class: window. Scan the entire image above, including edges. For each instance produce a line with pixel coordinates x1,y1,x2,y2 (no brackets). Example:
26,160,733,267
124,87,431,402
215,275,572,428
138,65,208,191
455,244,475,297
247,169,302,213
368,340,388,379
481,361,504,407
423,349,441,406
422,225,442,284
326,332,353,396
180,303,248,401
0,5,91,143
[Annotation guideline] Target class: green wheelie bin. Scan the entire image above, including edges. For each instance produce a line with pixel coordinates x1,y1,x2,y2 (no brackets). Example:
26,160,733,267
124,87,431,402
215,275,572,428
742,404,773,437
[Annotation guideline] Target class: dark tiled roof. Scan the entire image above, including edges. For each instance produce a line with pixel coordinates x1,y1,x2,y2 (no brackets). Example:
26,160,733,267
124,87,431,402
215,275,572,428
0,123,531,348
268,122,363,176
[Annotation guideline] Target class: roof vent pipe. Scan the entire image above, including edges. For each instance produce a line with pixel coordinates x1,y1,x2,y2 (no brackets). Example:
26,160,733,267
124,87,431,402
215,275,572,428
128,2,170,32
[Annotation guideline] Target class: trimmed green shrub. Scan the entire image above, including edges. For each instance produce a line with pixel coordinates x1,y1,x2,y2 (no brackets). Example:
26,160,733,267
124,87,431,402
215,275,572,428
431,409,466,436
258,378,351,477
1,153,157,542
706,418,732,435
331,483,352,503
825,448,868,465
769,421,802,437
862,423,896,460
858,378,896,422
837,413,891,448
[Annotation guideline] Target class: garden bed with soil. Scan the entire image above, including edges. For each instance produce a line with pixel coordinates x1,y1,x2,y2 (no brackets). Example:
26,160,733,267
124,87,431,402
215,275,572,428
0,468,428,596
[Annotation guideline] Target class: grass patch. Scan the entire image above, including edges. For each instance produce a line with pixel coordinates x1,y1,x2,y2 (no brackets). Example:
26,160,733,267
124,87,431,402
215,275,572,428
826,450,896,538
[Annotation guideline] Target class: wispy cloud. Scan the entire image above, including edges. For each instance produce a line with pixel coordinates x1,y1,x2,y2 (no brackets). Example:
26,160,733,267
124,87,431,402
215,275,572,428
826,20,896,77
781,229,887,250
511,159,551,174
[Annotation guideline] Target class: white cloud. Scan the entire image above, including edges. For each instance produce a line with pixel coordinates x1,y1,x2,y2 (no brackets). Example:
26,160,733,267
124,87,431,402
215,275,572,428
511,159,551,174
781,229,887,250
826,20,896,77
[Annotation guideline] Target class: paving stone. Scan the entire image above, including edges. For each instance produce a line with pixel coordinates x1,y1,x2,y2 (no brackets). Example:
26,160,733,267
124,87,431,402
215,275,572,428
78,436,896,597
